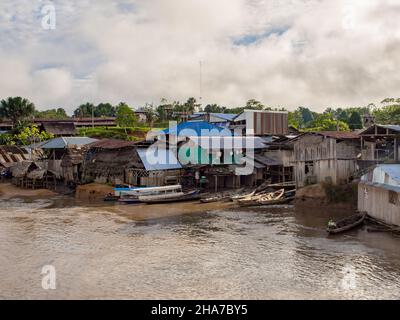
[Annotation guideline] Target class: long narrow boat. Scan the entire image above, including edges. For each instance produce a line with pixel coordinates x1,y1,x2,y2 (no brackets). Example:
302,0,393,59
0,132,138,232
231,190,256,201
117,185,183,205
139,190,201,204
200,189,246,203
200,195,231,203
238,189,284,207
326,213,367,235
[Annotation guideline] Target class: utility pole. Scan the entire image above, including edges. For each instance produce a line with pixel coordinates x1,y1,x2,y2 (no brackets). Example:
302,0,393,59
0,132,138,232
92,105,94,129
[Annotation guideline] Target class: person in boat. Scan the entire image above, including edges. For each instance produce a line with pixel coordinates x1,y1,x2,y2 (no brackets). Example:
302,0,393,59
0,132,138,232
327,220,337,229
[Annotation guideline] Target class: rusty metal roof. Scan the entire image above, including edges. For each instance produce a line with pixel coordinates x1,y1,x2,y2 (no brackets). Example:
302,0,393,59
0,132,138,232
0,146,29,165
317,131,360,139
41,122,77,136
88,139,137,149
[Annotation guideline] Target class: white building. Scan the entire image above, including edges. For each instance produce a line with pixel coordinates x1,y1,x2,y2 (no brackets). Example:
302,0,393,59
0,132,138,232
358,164,400,226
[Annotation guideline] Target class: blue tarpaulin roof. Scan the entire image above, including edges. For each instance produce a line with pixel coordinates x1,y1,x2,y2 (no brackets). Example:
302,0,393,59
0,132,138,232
162,121,231,137
137,148,182,171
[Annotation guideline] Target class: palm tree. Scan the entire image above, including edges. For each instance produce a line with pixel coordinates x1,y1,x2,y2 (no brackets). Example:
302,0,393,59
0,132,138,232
0,97,35,129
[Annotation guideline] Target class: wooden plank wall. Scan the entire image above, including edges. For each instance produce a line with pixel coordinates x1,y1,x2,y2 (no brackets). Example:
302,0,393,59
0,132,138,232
358,182,400,226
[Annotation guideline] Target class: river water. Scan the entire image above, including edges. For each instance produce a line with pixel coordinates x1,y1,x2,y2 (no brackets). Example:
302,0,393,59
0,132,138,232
0,194,400,300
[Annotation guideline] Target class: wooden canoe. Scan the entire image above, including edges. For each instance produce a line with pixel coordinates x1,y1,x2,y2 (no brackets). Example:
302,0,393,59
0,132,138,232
258,196,295,206
238,189,284,207
139,190,201,204
326,213,367,235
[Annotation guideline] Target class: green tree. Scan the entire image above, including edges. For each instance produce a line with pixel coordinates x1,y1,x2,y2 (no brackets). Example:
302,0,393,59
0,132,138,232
348,112,363,130
35,108,69,119
0,97,35,129
0,134,15,145
288,110,302,128
96,103,116,117
204,104,225,113
183,97,200,113
116,103,137,134
298,107,314,125
73,102,95,118
142,103,156,128
15,125,53,146
244,99,264,110
373,105,400,124
306,113,350,131
156,98,175,121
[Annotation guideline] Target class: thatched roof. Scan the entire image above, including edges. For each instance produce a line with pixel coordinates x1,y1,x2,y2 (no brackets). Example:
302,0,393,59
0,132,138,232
41,122,77,136
11,161,41,178
26,168,56,180
27,169,46,180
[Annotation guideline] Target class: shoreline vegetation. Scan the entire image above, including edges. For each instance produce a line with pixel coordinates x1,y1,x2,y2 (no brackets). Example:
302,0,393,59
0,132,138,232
1,96,400,145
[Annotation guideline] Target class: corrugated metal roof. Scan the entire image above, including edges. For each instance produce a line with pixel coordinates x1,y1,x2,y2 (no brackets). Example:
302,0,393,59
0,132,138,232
0,146,29,165
377,165,400,184
88,139,136,149
41,122,76,136
317,131,360,139
211,113,237,121
162,121,231,137
40,137,98,149
380,125,400,132
240,156,266,169
362,164,400,187
137,148,182,171
189,136,268,150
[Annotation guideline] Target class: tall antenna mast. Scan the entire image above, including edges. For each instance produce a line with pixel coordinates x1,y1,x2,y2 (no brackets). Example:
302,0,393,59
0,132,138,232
199,60,203,111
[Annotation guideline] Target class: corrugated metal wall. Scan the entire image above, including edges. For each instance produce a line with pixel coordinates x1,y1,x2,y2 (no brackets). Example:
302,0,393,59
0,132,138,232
253,112,288,135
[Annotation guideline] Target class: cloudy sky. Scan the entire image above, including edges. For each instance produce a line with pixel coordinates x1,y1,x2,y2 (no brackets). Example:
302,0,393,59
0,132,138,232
1,0,400,113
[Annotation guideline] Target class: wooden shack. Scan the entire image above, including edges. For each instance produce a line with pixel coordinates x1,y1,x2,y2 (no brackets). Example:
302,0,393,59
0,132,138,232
60,148,85,183
126,147,183,187
0,146,30,180
11,161,41,187
39,122,77,137
358,124,400,169
291,132,360,187
358,165,400,226
25,169,57,190
82,139,142,184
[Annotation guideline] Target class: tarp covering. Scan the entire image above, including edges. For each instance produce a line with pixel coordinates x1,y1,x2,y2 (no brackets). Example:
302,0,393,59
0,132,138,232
162,121,231,137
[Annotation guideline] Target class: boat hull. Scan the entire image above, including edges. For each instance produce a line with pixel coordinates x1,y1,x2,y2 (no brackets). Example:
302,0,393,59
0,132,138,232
140,190,201,204
327,213,366,234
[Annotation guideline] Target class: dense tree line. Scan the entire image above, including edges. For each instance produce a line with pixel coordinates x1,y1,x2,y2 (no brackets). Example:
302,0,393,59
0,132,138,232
1,96,399,137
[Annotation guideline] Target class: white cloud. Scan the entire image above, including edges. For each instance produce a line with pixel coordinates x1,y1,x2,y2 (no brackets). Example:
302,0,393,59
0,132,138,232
0,0,400,113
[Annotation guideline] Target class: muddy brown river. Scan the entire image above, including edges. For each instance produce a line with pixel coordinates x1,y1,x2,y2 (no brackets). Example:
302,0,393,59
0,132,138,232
0,194,399,299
